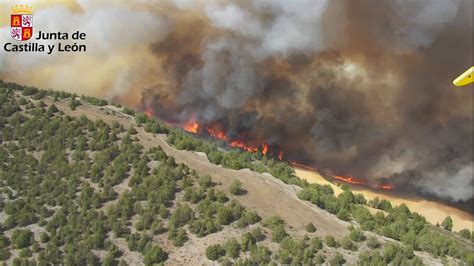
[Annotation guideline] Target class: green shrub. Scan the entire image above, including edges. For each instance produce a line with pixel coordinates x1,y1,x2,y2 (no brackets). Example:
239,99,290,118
69,98,81,110
340,237,357,251
305,223,316,233
11,229,33,249
21,86,38,96
263,215,285,228
199,175,213,189
127,126,137,135
19,248,32,258
441,216,453,231
311,237,323,250
336,208,350,221
0,249,11,261
349,228,365,242
459,229,471,240
135,113,148,125
169,204,194,229
250,245,271,264
314,253,325,264
224,238,240,258
144,245,167,265
366,236,380,249
216,207,233,225
205,244,225,261
330,252,345,266
0,235,10,249
237,209,261,227
230,179,243,195
169,228,188,247
241,232,256,251
122,107,135,116
40,232,50,243
82,96,108,106
271,226,288,243
325,235,337,247
251,227,266,242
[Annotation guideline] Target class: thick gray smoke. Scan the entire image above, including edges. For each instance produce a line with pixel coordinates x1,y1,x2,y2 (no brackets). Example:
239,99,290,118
0,1,471,202
143,0,473,202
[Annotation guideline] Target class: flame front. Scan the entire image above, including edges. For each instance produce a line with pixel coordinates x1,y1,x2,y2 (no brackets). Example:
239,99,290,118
178,116,392,190
183,118,199,133
376,183,394,190
290,161,319,171
206,124,228,141
230,140,259,153
184,118,283,157
333,175,367,186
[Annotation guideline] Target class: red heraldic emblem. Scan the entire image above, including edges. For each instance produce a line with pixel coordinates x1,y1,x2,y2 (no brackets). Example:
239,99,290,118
11,4,33,41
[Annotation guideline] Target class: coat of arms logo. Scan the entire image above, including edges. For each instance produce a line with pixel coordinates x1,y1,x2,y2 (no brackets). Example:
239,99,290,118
11,4,33,41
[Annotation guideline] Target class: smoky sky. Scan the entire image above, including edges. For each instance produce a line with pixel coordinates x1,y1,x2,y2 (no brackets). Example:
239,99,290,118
143,0,473,202
0,0,471,202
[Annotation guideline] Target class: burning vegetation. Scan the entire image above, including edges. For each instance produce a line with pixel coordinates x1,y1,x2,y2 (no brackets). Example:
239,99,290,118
183,118,199,134
170,115,395,190
134,0,473,203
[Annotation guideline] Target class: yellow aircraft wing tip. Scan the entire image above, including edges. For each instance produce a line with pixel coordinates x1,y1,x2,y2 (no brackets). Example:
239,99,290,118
453,66,474,87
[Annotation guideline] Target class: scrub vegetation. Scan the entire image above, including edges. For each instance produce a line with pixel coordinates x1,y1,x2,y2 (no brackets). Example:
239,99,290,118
0,81,472,265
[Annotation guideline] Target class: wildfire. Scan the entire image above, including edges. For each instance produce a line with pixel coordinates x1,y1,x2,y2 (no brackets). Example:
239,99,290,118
204,124,279,157
206,125,228,141
333,175,367,186
333,175,395,190
145,108,153,118
262,143,268,155
290,161,319,171
177,115,393,191
278,151,284,160
230,140,259,153
183,118,265,154
183,118,200,133
375,183,394,190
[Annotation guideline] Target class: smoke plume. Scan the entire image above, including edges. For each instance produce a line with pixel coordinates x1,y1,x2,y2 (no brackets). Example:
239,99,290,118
0,0,472,202
143,0,473,202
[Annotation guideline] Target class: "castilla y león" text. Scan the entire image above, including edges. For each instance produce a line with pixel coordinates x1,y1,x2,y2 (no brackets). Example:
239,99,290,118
4,31,87,54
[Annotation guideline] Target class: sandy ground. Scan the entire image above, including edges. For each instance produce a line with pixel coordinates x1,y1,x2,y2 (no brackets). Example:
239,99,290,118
295,168,474,232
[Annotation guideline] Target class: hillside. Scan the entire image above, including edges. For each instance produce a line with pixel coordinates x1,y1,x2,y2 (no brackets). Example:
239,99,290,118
0,82,472,265
294,168,473,232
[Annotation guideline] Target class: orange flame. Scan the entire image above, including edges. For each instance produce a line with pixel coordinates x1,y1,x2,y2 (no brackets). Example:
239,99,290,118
375,183,394,190
183,119,199,133
278,150,284,160
230,140,259,153
206,125,228,141
333,175,367,186
290,161,318,171
178,116,394,191
145,108,153,118
181,117,285,160
262,143,269,155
